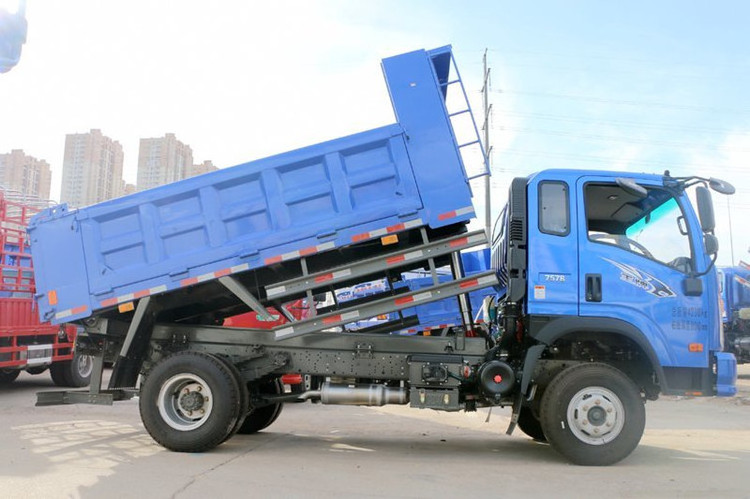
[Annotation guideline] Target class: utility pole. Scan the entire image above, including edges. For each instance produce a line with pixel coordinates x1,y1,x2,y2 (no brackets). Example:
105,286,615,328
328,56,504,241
727,197,736,265
481,49,493,243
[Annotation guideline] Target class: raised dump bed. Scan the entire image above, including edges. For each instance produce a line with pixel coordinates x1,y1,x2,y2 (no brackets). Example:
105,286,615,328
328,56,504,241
29,45,483,326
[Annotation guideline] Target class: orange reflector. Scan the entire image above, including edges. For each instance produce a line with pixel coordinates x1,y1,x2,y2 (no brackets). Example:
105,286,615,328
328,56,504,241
118,302,135,313
377,314,388,320
381,234,399,246
48,290,58,305
423,331,431,336
688,343,704,352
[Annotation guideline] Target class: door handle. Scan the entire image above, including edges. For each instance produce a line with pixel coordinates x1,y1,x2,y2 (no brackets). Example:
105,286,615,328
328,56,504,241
586,274,602,302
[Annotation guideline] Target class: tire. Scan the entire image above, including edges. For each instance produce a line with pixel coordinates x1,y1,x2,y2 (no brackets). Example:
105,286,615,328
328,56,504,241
215,356,249,443
517,406,547,442
540,363,645,466
139,352,242,452
26,366,48,375
0,369,20,385
50,352,94,387
238,378,284,434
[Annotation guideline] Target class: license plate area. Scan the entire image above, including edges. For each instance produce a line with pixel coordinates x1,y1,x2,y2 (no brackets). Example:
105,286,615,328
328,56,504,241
26,344,53,365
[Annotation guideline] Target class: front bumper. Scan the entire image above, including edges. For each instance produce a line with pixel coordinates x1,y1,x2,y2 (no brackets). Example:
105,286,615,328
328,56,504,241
715,351,737,397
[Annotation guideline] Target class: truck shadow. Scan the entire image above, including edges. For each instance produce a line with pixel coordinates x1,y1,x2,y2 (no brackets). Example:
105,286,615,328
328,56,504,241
12,417,750,498
234,429,563,463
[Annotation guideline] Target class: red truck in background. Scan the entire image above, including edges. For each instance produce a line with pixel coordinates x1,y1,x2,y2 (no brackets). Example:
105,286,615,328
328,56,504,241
223,299,310,329
0,189,91,387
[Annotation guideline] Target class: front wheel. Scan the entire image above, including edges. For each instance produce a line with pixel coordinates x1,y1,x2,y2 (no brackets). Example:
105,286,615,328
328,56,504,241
0,369,20,385
50,351,93,387
540,363,645,466
139,352,243,452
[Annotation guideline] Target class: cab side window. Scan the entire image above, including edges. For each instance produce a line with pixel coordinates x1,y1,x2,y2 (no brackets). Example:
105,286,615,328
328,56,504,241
585,183,693,273
538,181,569,236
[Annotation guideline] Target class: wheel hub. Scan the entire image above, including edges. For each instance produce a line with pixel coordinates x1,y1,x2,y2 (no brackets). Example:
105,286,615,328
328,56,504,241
179,391,205,412
567,386,625,445
157,375,214,431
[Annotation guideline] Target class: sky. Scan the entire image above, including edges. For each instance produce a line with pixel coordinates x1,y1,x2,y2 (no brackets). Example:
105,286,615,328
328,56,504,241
1,0,749,266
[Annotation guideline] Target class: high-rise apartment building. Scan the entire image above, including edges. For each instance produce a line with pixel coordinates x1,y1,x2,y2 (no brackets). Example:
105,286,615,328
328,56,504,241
0,149,52,200
137,133,193,191
60,129,124,208
188,160,218,178
121,181,136,197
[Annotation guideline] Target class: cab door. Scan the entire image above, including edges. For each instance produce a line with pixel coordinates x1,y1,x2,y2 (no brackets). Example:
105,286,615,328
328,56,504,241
576,176,709,368
526,177,579,316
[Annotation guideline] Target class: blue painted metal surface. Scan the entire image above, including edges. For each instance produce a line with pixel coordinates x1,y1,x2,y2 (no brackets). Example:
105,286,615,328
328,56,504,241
29,46,478,324
717,266,750,323
715,351,738,396
493,169,732,383
378,248,495,334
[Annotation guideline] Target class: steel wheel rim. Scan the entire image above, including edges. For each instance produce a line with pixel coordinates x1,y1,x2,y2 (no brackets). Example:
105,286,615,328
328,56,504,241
76,354,94,378
566,385,625,445
157,373,214,431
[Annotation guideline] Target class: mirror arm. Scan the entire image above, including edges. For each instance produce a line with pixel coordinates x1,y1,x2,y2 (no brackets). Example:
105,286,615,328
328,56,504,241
691,253,717,278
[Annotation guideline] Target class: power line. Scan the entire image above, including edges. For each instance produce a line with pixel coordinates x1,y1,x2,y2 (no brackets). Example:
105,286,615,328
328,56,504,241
489,62,743,80
485,48,750,72
491,89,750,115
491,125,750,153
495,148,749,173
495,110,744,136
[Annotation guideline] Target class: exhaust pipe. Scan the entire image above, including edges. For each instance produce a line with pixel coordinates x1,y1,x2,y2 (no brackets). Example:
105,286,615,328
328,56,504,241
319,383,408,406
271,383,409,406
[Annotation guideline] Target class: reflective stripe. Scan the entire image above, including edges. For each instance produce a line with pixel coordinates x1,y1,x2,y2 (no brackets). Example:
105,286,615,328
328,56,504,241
264,241,336,266
55,305,88,320
438,205,474,221
351,219,423,243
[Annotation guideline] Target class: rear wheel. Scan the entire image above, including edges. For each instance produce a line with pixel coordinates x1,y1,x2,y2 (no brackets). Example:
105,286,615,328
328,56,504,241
540,363,645,466
238,378,284,434
517,406,546,442
139,352,242,452
0,369,20,385
215,356,249,443
50,351,93,387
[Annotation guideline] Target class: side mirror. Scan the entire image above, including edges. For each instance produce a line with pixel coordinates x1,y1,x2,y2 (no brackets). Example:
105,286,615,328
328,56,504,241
709,178,735,195
704,233,719,256
696,186,715,232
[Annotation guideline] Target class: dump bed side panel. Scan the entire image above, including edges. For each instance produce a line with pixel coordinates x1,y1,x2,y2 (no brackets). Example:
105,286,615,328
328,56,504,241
30,46,477,324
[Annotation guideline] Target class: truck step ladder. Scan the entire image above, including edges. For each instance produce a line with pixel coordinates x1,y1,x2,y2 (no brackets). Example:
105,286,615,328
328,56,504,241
429,47,490,182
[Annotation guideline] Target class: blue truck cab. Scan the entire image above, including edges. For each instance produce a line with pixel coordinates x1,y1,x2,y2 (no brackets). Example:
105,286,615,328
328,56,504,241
717,265,750,363
493,171,737,402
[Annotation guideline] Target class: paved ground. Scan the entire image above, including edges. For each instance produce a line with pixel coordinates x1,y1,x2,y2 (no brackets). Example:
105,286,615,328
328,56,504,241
0,365,748,498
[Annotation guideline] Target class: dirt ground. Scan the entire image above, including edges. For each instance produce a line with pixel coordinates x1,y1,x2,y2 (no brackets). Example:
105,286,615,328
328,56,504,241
0,364,748,498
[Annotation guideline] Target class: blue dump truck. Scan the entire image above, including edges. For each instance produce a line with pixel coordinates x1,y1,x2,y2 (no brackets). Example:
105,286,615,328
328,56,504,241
29,46,737,466
718,265,750,363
